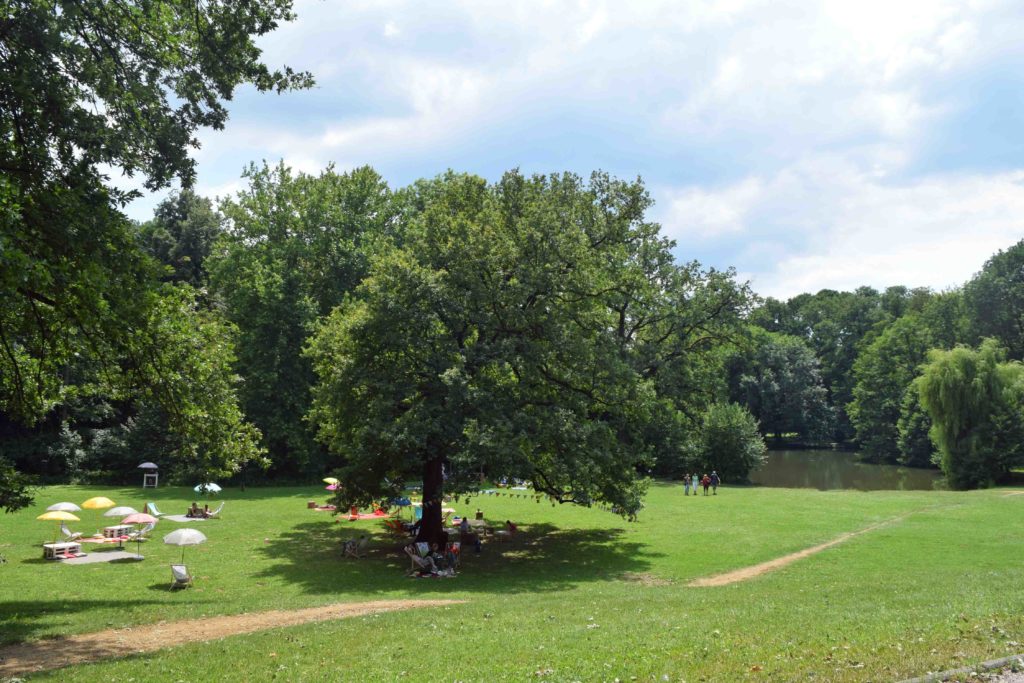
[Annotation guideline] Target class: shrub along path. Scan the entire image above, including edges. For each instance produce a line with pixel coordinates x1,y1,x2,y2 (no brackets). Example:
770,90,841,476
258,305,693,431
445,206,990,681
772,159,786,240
0,599,462,678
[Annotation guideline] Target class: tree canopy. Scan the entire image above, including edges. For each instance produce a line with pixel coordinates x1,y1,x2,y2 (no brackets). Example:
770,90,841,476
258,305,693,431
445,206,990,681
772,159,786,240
0,0,309,508
916,339,1024,489
849,315,936,462
964,239,1024,359
209,163,396,477
728,329,833,442
307,170,753,542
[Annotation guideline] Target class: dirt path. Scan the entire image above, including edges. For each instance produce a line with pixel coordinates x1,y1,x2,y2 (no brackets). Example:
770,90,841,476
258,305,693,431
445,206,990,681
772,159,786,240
0,599,463,678
688,518,903,587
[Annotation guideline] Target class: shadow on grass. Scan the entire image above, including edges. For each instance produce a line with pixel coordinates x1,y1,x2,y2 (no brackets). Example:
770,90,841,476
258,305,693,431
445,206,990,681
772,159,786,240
0,598,206,647
254,520,661,596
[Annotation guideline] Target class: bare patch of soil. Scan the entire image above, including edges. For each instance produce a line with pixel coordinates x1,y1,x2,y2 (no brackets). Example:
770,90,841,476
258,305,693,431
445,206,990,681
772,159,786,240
620,571,673,587
0,599,462,678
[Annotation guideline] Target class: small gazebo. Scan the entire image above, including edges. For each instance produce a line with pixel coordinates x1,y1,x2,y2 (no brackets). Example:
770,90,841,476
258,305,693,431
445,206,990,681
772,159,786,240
139,462,159,488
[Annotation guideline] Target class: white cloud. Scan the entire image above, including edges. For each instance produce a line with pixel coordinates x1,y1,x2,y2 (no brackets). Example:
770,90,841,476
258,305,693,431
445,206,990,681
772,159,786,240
118,0,1024,306
661,178,764,239
658,160,1024,298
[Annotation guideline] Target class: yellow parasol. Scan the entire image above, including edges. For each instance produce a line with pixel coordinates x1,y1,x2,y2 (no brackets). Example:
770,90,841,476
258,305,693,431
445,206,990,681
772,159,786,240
82,496,115,510
37,510,80,542
323,477,339,485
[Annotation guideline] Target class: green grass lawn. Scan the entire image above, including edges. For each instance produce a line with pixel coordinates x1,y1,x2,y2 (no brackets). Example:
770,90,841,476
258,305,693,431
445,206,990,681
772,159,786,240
1,483,1022,681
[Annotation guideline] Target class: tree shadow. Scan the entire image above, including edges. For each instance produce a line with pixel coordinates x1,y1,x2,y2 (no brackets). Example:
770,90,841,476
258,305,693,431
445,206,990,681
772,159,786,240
254,520,661,596
0,598,207,647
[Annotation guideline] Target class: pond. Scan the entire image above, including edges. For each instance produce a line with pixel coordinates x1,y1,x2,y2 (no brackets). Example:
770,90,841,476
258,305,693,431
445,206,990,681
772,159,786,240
747,449,943,491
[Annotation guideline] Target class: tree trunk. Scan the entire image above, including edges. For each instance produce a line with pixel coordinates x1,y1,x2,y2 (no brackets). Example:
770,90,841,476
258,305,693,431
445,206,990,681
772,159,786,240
415,455,445,546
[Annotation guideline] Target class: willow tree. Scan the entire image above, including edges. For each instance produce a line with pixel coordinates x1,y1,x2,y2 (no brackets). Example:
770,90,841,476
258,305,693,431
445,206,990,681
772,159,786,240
916,339,1024,489
307,170,752,544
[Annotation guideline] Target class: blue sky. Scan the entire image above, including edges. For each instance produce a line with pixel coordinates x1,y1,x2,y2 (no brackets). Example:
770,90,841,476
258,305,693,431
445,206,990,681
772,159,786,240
123,0,1024,299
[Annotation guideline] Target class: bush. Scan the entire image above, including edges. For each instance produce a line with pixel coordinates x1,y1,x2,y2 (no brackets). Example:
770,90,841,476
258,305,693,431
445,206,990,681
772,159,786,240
917,340,1024,489
696,402,767,481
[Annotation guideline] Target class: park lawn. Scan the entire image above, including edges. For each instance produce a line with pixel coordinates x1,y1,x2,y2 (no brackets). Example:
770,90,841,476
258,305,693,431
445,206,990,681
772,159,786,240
0,483,1021,681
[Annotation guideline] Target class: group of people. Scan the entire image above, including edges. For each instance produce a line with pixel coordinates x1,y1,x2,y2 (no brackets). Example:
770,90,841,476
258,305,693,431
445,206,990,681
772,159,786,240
683,471,720,496
405,541,458,576
185,502,213,518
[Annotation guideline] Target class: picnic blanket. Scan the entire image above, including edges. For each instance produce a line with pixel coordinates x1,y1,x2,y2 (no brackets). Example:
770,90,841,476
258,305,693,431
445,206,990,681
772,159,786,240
163,514,209,522
63,551,142,564
346,510,391,521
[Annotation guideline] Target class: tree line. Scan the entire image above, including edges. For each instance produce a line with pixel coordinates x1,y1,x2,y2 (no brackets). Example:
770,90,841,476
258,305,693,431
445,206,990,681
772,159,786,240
731,244,1024,488
2,1,1022,534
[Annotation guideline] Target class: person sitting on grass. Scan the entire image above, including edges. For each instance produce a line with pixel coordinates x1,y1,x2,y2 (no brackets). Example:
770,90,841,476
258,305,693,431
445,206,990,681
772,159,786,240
405,543,437,575
505,520,518,534
202,504,211,518
431,541,457,569
186,502,201,518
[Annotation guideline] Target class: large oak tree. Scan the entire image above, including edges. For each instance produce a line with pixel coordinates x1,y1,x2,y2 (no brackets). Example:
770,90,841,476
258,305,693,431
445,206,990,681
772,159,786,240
307,171,752,544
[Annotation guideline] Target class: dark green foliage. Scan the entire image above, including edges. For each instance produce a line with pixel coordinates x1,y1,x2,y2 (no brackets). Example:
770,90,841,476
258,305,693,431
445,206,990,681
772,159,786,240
138,191,223,287
964,239,1024,359
0,459,33,513
849,315,936,462
728,330,833,442
209,163,397,477
918,290,970,349
896,386,933,468
750,287,893,440
307,170,752,540
695,403,766,481
917,340,1024,489
0,0,308,509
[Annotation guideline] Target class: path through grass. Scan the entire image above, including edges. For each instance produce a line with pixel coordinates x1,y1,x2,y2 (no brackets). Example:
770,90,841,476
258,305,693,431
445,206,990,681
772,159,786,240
1,483,1021,680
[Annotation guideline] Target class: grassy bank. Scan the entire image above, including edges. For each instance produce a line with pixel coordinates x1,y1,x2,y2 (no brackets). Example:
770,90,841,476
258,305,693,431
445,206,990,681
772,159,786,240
1,483,1022,681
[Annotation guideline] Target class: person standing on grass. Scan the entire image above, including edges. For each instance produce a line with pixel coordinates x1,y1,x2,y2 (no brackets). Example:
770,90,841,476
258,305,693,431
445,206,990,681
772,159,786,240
701,473,711,496
691,472,699,496
710,471,720,495
684,474,691,496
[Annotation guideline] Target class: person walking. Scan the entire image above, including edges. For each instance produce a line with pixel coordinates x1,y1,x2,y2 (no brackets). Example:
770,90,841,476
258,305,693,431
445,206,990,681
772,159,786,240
691,473,699,496
683,473,691,496
701,473,711,496
710,471,720,495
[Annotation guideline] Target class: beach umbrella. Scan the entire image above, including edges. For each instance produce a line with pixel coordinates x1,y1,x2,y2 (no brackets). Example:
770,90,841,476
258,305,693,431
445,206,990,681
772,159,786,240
323,477,339,485
163,528,207,563
104,506,139,518
193,483,221,494
122,512,158,525
122,512,157,558
137,462,158,469
82,496,115,510
325,484,339,491
46,502,81,512
37,510,80,542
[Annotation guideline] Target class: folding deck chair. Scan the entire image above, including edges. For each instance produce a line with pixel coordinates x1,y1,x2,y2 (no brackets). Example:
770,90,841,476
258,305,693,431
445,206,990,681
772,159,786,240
344,535,368,558
170,564,193,589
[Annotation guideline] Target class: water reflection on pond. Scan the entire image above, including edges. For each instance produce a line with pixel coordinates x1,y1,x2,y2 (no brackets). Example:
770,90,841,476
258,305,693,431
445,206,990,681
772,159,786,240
748,449,942,491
